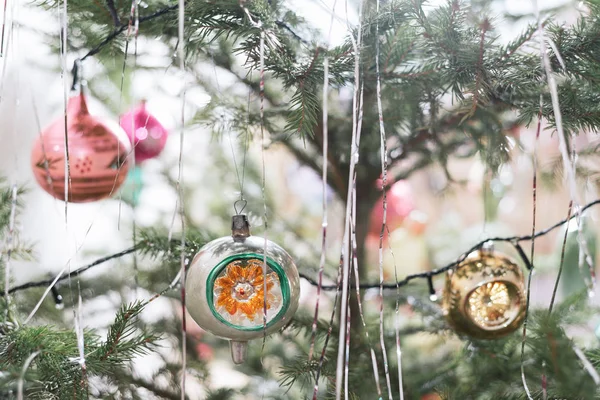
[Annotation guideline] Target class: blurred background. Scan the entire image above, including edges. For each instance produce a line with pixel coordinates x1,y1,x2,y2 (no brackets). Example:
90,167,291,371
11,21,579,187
2,0,600,398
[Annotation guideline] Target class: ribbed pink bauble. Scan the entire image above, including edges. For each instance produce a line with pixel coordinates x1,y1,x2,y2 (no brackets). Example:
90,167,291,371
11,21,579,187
120,101,168,163
31,92,132,202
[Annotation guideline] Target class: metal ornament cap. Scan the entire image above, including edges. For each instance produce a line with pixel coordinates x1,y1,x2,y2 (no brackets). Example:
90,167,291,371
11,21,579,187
442,247,526,339
185,231,300,349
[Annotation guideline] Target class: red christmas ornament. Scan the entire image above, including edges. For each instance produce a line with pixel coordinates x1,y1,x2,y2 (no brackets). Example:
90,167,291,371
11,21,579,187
369,180,415,237
120,101,168,163
31,92,132,202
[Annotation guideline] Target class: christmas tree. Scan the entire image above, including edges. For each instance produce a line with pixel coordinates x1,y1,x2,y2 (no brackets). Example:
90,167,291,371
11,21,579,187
1,0,600,398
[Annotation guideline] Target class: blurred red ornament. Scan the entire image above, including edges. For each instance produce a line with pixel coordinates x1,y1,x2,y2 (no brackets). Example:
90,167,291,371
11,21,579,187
120,101,168,163
195,342,214,361
421,393,441,400
31,92,132,202
369,180,415,237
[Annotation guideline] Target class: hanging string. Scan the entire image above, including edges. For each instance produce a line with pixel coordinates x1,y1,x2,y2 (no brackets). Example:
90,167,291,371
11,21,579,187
176,0,187,398
61,0,88,390
259,28,268,347
388,223,405,399
0,0,13,99
540,200,573,399
308,0,338,363
350,190,383,397
3,184,17,319
116,0,139,230
238,2,269,362
374,0,393,395
549,201,573,313
573,345,600,384
74,280,87,394
312,255,344,399
335,3,364,397
0,0,8,57
16,350,40,400
130,0,141,296
344,297,351,399
531,0,595,295
60,0,70,222
520,91,543,399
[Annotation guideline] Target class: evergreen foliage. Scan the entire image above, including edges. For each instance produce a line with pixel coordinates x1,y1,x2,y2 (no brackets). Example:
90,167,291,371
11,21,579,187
3,0,600,398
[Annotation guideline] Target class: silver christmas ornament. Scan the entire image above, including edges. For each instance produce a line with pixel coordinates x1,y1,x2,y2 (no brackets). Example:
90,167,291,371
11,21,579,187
185,215,301,364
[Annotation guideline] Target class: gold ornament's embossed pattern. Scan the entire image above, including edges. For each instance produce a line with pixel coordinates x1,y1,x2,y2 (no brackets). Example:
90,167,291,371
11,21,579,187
467,282,511,328
213,258,283,327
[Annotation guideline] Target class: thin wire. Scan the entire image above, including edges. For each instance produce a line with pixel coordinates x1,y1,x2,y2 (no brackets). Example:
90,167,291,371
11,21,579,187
573,345,600,384
3,184,17,319
531,92,544,397
308,0,338,364
312,254,344,399
521,92,542,400
549,201,573,313
0,0,13,100
74,280,87,394
60,0,70,220
60,0,87,391
0,0,7,56
116,0,139,231
388,224,404,400
130,0,140,296
520,263,534,400
177,0,187,397
16,351,40,400
10,199,600,299
239,3,269,368
533,0,595,294
375,0,392,395
343,295,351,399
259,27,269,360
335,7,363,397
350,200,382,397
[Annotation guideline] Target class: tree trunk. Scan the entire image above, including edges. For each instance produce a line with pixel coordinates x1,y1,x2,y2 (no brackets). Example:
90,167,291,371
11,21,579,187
349,190,376,331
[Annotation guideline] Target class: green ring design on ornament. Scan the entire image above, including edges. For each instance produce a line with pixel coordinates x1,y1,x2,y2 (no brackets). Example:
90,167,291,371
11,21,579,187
206,253,291,332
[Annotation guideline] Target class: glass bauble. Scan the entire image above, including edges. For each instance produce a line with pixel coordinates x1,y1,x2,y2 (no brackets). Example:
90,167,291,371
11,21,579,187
185,216,300,363
120,101,168,163
31,92,132,202
369,180,414,238
442,244,526,339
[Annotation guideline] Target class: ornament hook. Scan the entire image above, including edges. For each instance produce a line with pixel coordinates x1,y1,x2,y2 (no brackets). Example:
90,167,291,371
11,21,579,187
234,199,247,215
480,240,494,256
71,59,83,93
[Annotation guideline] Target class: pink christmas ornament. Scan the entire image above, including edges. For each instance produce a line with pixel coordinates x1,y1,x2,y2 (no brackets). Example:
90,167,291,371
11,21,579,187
120,101,168,163
369,180,415,237
31,92,132,202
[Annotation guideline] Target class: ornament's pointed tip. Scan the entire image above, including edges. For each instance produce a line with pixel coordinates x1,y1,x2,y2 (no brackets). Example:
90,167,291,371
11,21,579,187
230,340,248,364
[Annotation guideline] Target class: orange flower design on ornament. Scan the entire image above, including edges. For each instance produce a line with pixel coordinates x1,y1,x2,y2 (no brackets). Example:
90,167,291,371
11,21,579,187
214,259,279,321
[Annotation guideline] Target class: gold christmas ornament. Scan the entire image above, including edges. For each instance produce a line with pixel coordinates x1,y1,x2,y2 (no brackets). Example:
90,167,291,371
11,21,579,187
442,243,526,339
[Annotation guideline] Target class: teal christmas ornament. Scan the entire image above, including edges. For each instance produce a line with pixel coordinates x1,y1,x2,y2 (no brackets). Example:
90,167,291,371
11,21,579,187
120,166,144,207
